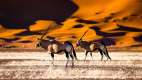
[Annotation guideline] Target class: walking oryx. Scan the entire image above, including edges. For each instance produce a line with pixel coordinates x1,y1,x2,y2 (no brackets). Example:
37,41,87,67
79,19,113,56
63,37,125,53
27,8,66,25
76,30,111,61
36,32,77,67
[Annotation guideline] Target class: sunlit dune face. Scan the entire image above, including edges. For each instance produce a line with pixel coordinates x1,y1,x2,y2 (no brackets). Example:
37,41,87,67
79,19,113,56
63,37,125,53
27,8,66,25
72,0,112,19
116,37,136,47
99,22,118,32
47,19,99,42
10,42,36,48
115,32,141,47
29,20,56,31
73,0,142,20
118,17,142,29
0,25,26,38
17,36,38,42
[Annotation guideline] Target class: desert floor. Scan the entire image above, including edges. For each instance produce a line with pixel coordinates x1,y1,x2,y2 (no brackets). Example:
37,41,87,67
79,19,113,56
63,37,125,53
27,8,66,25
0,51,142,80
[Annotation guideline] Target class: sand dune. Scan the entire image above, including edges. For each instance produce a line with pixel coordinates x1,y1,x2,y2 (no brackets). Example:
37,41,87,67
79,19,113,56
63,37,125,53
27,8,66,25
0,0,142,49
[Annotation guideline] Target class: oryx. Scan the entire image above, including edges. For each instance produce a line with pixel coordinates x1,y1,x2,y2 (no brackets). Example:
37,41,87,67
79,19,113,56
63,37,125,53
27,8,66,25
76,30,111,61
36,31,77,67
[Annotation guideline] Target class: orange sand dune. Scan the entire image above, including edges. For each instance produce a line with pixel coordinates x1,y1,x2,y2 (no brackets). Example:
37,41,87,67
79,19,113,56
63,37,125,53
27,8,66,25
0,25,26,38
29,20,57,32
0,0,142,49
73,0,142,29
73,0,142,20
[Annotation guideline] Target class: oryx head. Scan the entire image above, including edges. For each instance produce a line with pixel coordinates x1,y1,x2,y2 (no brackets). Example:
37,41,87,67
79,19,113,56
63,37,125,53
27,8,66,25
76,30,88,47
36,35,56,48
36,31,48,48
36,37,43,48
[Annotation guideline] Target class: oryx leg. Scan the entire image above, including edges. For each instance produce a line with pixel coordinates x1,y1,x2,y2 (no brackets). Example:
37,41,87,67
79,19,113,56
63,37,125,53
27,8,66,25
69,53,74,68
98,49,104,61
84,50,89,61
72,47,78,60
64,50,69,67
51,53,54,65
89,52,93,60
103,49,111,60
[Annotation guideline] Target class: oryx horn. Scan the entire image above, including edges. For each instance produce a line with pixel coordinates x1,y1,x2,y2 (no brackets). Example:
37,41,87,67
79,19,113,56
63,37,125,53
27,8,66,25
79,30,89,41
40,28,49,39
